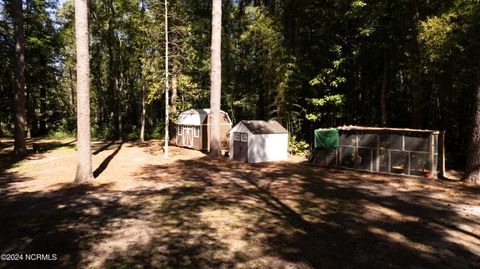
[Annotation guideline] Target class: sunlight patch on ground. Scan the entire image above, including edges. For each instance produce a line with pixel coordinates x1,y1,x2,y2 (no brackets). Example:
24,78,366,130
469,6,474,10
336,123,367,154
368,226,435,255
363,204,420,222
83,218,155,269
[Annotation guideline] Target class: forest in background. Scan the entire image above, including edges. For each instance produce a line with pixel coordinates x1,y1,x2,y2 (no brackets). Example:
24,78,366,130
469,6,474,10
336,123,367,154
1,0,479,169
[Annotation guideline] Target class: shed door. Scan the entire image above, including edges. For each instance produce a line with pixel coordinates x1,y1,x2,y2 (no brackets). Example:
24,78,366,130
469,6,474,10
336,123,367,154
182,126,193,148
233,132,248,162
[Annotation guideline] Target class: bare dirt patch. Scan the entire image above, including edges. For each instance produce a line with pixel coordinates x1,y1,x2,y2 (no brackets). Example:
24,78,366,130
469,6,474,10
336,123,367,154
0,139,479,268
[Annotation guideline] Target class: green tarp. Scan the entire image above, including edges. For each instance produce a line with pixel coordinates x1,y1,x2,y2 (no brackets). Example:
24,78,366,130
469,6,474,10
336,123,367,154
314,129,340,149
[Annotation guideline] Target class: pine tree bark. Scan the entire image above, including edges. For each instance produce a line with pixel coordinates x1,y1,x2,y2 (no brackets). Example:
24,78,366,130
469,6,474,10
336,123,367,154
26,85,31,139
171,63,177,116
69,66,76,112
410,0,423,129
465,58,480,185
380,48,389,126
139,0,146,143
209,0,222,157
74,0,93,183
140,81,146,142
116,72,124,140
12,0,27,155
39,86,47,135
164,0,169,158
170,0,178,117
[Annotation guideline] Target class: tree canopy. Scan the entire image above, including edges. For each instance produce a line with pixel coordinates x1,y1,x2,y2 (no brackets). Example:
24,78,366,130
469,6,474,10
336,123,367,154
1,0,479,175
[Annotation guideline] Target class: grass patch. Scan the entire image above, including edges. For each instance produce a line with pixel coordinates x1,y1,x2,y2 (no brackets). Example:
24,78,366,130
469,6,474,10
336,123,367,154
47,130,75,139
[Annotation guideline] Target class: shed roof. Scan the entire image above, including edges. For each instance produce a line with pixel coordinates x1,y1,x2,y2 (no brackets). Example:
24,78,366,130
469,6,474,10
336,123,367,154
238,120,288,134
177,109,229,126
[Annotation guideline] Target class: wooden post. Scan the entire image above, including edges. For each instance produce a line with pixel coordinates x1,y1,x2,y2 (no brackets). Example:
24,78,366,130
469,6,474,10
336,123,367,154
376,134,380,172
407,152,411,175
336,148,339,166
429,133,435,179
388,149,391,173
339,146,342,167
439,131,446,178
370,148,373,172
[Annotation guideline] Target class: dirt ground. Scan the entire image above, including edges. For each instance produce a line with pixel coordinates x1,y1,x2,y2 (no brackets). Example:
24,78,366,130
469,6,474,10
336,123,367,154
0,138,479,269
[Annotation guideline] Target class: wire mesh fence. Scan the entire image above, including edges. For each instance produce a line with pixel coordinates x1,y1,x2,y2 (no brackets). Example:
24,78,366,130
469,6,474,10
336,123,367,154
313,127,444,178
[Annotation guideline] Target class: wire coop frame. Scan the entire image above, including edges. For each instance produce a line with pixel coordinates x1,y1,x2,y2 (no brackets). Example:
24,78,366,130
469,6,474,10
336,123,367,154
313,126,446,178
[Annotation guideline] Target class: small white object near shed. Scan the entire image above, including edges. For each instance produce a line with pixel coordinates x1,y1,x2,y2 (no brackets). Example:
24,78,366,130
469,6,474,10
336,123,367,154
229,120,288,163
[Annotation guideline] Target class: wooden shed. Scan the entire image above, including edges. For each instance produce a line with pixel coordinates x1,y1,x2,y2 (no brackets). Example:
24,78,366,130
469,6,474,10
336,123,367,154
229,120,288,163
176,109,232,151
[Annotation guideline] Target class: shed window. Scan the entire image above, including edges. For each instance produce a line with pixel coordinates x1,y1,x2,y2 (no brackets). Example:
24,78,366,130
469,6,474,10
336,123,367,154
241,133,248,142
234,133,241,141
194,126,200,137
178,127,182,135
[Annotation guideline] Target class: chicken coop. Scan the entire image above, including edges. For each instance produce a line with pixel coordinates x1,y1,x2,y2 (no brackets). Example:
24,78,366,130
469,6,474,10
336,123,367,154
312,126,445,178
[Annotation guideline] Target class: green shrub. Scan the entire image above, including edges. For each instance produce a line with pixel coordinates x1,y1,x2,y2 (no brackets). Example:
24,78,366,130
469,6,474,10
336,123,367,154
289,135,310,157
47,130,74,139
125,131,140,140
91,125,116,139
147,124,165,140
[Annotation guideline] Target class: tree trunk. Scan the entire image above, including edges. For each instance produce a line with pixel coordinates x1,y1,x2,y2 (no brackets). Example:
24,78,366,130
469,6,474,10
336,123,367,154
12,0,27,155
74,0,93,183
106,0,118,139
171,42,178,117
465,58,480,184
410,0,423,129
170,0,178,117
139,0,146,143
26,84,31,139
116,72,124,140
69,65,76,113
39,86,47,135
380,48,389,126
209,0,222,157
140,80,146,142
164,0,169,158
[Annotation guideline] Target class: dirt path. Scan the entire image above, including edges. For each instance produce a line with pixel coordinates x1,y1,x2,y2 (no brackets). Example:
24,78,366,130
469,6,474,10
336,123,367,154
0,139,479,268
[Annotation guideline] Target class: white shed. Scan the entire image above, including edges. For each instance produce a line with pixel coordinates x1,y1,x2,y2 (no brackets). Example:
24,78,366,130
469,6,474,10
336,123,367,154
229,120,288,163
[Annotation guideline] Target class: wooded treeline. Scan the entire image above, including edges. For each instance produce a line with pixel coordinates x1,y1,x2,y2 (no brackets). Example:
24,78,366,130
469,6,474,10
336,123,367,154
1,0,479,168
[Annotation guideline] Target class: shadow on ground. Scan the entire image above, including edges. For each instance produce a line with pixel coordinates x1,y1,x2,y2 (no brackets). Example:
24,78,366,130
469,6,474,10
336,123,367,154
0,154,479,268
0,172,128,268
93,141,124,178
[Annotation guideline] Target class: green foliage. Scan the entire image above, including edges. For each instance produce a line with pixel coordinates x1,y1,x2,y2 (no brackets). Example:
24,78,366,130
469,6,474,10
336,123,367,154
418,13,456,64
306,94,345,122
1,0,479,167
0,129,14,138
288,135,310,158
125,131,140,141
47,130,74,139
91,126,116,140
147,124,165,140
